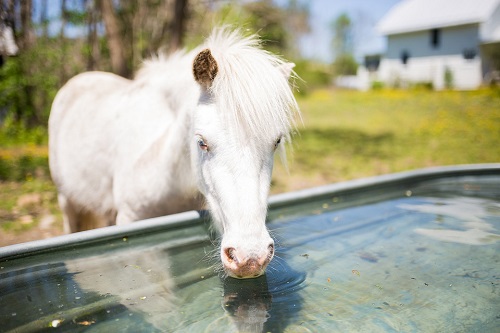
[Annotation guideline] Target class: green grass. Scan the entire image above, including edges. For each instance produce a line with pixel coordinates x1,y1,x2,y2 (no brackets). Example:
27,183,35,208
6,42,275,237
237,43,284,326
0,179,60,234
1,88,500,241
271,88,500,192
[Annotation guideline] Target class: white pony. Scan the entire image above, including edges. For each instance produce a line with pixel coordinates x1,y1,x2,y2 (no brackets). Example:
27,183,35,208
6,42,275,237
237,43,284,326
49,28,300,279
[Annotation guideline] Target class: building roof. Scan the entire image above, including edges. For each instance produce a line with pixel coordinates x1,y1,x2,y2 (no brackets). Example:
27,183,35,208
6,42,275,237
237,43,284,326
377,0,500,35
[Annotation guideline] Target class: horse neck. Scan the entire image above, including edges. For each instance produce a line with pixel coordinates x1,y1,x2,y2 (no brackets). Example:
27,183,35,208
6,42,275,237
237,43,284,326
163,105,198,194
134,51,201,197
135,99,197,198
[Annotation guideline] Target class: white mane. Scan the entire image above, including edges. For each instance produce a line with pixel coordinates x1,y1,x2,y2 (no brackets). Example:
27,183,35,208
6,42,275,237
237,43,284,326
134,28,300,161
206,28,300,143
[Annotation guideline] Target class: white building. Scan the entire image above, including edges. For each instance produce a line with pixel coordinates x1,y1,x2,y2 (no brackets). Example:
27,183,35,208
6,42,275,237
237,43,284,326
369,0,500,90
0,10,18,66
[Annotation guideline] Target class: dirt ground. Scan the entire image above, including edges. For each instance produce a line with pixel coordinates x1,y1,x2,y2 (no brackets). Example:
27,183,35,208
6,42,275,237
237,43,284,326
0,188,65,248
0,222,64,247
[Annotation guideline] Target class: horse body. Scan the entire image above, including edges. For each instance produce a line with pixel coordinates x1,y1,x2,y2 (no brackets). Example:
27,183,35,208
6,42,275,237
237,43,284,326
49,28,299,278
50,54,201,231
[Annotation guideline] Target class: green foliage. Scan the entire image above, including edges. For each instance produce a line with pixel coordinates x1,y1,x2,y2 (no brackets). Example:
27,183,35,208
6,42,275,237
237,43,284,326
293,60,332,95
0,178,60,236
243,1,288,54
2,1,309,133
65,9,87,25
371,81,384,90
0,116,47,146
330,12,358,78
444,67,454,89
0,120,49,182
411,81,434,91
332,53,358,77
272,88,500,191
0,154,49,182
0,37,80,128
331,12,353,57
206,1,290,56
0,57,24,120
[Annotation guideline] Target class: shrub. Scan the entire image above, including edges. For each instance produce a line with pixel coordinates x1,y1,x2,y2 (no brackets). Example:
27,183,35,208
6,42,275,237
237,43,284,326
332,54,358,77
411,81,434,91
371,81,384,90
0,154,49,181
293,60,332,96
444,67,454,89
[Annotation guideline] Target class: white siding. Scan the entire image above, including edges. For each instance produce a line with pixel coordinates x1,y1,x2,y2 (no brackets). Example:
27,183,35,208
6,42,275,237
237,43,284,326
378,55,482,90
481,3,500,42
386,24,480,59
368,0,500,90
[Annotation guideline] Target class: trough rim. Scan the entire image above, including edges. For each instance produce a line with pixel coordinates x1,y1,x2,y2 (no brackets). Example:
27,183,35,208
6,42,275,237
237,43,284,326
1,163,499,260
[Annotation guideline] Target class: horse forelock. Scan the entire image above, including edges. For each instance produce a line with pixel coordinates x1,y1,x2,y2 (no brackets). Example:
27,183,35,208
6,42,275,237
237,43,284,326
132,27,300,163
206,28,300,146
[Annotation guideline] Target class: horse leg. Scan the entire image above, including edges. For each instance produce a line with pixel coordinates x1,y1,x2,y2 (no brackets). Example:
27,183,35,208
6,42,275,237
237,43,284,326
59,194,113,232
58,194,78,233
76,210,109,231
115,207,137,226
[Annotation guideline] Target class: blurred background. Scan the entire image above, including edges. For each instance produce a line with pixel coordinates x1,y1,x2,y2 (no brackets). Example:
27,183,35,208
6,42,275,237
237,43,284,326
1,0,499,246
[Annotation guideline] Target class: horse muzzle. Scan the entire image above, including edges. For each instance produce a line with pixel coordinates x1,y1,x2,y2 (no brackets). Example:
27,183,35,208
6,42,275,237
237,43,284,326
222,244,274,279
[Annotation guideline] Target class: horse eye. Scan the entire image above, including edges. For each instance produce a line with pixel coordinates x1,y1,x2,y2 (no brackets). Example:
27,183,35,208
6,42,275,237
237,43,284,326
197,137,209,151
274,137,282,149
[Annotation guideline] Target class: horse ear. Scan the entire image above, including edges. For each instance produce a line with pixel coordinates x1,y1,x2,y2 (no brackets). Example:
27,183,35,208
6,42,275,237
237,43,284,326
193,49,218,89
279,62,295,80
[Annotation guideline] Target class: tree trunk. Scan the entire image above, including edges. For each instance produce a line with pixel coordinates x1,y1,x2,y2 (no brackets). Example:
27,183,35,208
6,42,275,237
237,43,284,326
19,0,34,49
5,0,16,32
99,0,129,77
168,0,188,52
58,0,67,84
18,0,37,126
86,1,100,71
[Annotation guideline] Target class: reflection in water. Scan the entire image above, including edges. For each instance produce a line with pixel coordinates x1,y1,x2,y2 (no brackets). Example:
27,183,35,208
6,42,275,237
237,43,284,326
222,276,272,332
400,197,500,245
0,236,305,333
65,248,176,331
0,247,176,332
220,256,307,333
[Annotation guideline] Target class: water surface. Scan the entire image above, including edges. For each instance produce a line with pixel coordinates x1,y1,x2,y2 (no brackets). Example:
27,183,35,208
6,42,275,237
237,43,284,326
1,175,498,332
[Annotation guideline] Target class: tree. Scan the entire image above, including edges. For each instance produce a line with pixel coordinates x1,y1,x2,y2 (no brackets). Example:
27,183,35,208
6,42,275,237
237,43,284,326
331,13,353,57
332,54,358,77
1,0,302,131
205,0,297,57
100,0,128,77
169,0,189,52
284,0,310,58
331,13,357,76
243,0,288,54
85,0,101,71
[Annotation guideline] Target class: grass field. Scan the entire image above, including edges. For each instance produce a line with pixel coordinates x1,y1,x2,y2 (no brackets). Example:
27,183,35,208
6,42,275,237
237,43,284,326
1,88,499,245
272,88,500,192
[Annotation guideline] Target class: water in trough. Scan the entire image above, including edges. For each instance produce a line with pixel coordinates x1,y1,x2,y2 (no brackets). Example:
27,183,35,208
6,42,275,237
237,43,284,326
1,169,498,332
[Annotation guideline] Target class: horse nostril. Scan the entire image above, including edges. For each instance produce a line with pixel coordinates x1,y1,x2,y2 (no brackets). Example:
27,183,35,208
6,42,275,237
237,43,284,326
224,247,237,263
268,244,274,259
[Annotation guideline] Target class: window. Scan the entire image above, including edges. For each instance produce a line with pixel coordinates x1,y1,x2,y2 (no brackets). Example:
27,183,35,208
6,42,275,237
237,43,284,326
463,48,476,60
401,50,410,65
430,28,441,48
364,54,381,71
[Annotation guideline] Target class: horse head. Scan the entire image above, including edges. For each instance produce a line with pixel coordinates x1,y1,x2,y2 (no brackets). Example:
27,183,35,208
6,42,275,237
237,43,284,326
190,30,298,279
